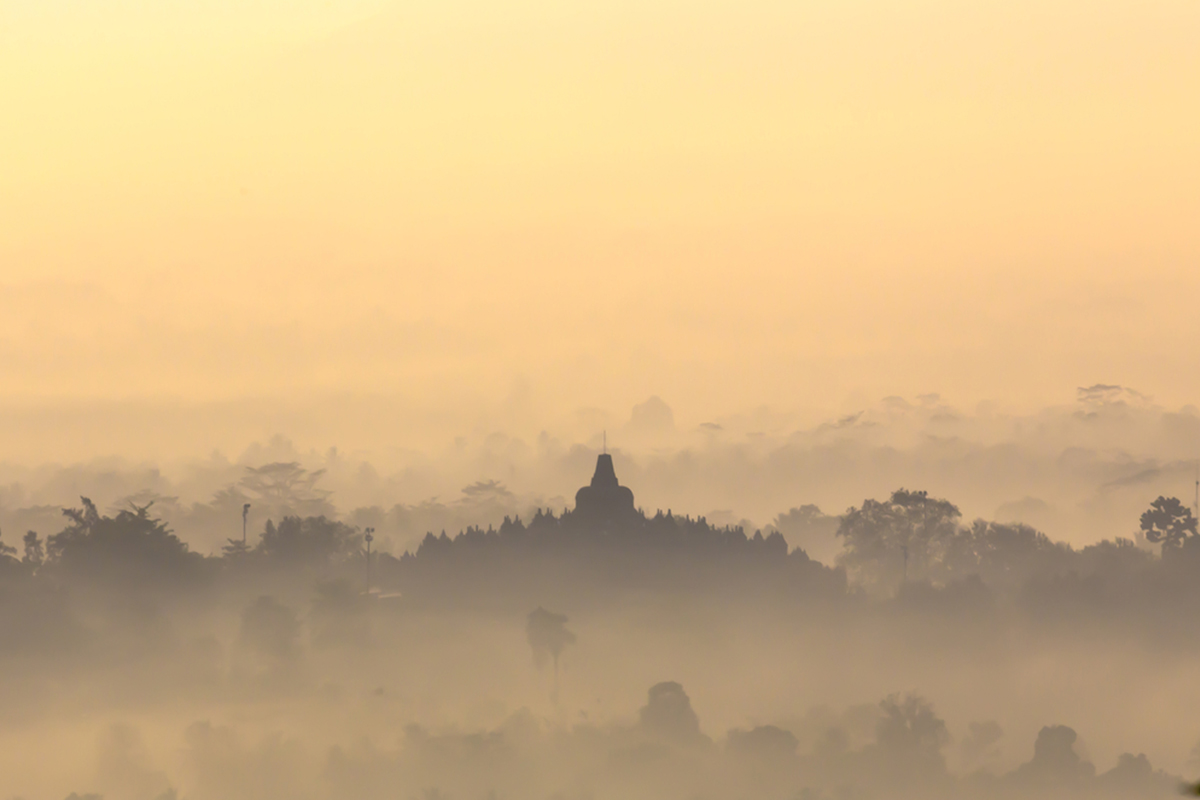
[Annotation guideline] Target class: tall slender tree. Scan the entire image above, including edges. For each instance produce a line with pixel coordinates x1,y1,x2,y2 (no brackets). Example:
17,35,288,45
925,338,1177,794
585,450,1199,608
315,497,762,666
526,607,576,706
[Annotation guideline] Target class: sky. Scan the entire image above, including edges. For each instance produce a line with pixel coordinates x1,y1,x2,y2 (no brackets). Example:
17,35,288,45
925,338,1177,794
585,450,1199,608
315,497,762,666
1,0,1199,459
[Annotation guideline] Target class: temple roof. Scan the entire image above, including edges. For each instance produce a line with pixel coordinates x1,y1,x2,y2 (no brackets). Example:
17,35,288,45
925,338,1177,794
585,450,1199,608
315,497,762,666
590,453,619,488
575,453,636,523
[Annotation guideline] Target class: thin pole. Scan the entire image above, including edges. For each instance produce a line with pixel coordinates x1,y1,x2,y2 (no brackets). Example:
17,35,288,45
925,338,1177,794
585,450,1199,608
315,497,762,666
364,527,375,592
242,503,250,546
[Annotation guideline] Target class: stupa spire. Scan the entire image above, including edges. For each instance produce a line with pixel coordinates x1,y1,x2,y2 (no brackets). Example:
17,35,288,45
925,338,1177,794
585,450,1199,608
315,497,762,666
575,437,636,523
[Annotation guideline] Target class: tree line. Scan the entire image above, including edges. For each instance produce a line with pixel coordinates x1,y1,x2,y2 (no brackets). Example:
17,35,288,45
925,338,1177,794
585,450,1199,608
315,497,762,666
2,486,1197,612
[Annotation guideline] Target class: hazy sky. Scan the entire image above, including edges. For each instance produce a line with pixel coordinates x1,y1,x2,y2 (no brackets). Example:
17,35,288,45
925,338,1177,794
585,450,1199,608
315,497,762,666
2,0,1198,446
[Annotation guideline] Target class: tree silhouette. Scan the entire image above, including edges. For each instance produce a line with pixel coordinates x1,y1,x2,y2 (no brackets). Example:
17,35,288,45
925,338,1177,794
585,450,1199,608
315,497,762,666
961,720,1004,766
726,724,798,758
239,462,331,516
838,489,961,586
1008,724,1095,784
0,528,16,561
638,681,705,745
1138,496,1197,551
461,480,513,503
22,530,44,568
46,497,203,588
770,504,840,563
526,607,576,704
221,538,251,559
875,693,950,763
256,516,361,567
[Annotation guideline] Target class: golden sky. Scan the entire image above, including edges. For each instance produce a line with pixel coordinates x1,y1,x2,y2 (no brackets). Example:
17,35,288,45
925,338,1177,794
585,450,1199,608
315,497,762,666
2,0,1199,440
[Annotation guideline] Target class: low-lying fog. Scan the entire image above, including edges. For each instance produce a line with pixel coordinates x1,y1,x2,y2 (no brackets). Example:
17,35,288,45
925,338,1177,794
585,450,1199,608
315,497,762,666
1,386,1198,800
2,385,1198,556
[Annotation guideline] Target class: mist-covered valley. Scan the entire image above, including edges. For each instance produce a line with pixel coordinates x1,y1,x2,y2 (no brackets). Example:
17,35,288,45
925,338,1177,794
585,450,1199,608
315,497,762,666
2,388,1200,799
4,385,1198,557
7,0,1200,794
